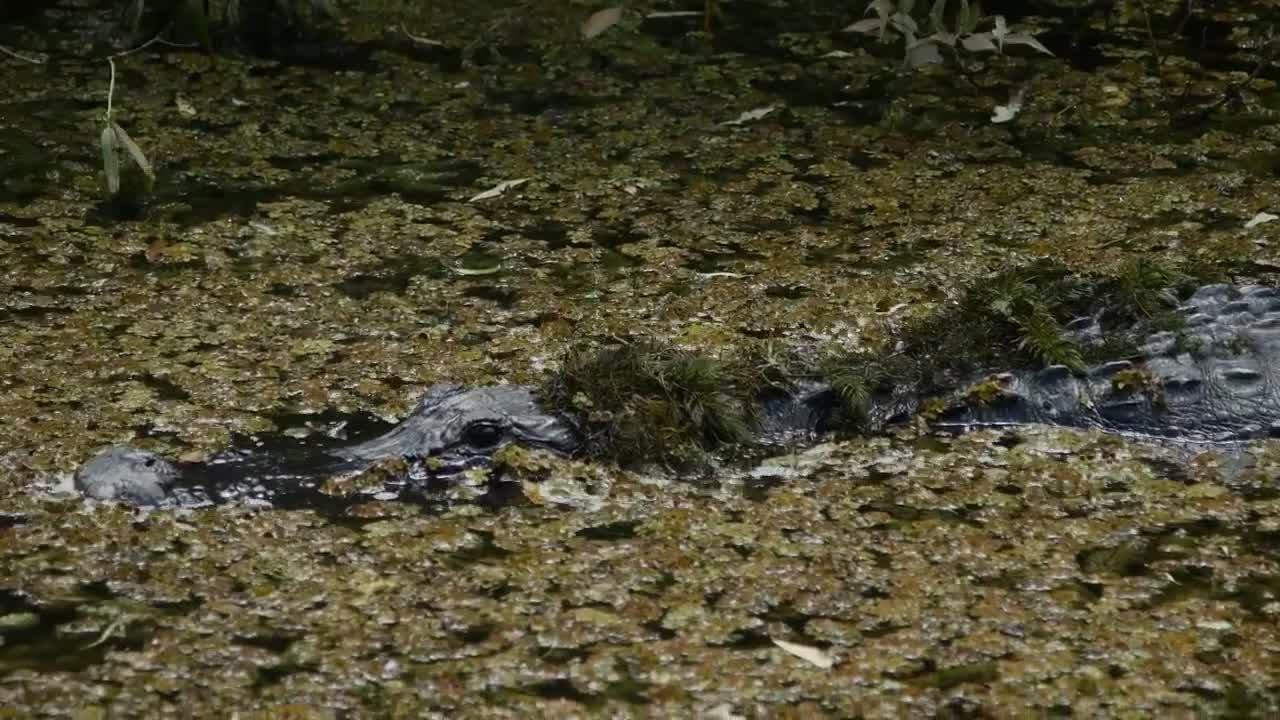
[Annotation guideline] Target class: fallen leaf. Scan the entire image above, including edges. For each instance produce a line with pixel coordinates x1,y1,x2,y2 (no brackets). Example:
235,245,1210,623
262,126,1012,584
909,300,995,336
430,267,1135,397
469,178,530,202
721,105,777,126
1245,211,1277,229
772,638,834,669
992,84,1027,124
582,7,623,40
175,94,196,117
704,703,746,720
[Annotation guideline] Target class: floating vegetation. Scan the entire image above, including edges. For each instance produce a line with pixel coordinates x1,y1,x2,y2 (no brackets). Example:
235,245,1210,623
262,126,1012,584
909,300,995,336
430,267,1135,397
875,258,1195,380
542,339,756,468
544,259,1211,465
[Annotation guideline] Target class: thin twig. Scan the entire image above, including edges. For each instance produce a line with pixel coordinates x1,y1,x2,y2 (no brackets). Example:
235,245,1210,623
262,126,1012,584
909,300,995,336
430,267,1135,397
1172,0,1195,39
0,44,44,64
1136,0,1165,89
150,36,200,50
400,23,444,47
107,58,116,117
1165,1,1199,108
109,30,170,59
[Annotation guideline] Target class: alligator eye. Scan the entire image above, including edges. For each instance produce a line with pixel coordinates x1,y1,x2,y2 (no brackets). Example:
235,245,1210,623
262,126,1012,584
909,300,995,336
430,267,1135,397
462,421,505,449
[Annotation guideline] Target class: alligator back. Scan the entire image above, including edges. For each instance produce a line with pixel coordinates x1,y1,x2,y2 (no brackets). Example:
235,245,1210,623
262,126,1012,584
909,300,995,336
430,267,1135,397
931,283,1280,442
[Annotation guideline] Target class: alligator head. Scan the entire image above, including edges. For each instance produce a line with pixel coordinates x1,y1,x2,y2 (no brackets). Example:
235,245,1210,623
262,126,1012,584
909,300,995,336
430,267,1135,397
75,384,581,507
331,384,580,472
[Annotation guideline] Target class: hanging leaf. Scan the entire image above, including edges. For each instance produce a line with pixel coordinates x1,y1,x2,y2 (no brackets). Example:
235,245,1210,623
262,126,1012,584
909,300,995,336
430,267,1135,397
845,17,886,34
582,7,624,40
959,0,982,34
311,0,341,20
124,0,145,35
100,123,120,195
931,30,958,47
889,11,919,35
928,0,948,33
1003,33,1054,55
961,32,996,52
111,122,153,184
845,0,894,40
991,14,1009,51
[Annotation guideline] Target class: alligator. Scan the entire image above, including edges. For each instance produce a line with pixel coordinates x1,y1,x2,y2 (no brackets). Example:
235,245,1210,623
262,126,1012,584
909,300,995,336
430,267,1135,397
76,385,580,508
74,280,1280,508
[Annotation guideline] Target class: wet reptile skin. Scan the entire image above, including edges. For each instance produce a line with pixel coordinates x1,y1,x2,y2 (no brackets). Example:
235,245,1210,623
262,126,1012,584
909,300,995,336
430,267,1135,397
931,284,1280,442
75,385,580,508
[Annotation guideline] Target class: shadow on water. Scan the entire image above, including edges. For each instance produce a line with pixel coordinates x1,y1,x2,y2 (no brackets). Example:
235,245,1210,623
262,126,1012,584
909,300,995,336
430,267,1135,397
334,254,448,300
0,585,198,676
1076,517,1280,618
80,154,488,227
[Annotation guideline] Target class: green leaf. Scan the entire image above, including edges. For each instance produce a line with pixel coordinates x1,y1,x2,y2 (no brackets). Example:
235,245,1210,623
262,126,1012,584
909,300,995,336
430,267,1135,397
111,122,153,183
1004,33,1054,56
992,14,1008,51
959,0,981,34
124,0,145,35
100,124,120,195
890,12,919,34
906,38,944,67
961,32,996,52
928,0,948,33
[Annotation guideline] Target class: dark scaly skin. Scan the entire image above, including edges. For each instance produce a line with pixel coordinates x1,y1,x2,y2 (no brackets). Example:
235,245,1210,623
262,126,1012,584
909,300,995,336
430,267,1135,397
75,385,580,508
929,284,1280,442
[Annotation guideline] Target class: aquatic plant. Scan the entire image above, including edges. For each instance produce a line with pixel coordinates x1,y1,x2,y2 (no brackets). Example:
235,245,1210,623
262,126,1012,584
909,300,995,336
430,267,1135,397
542,340,755,467
846,0,1053,69
1108,257,1186,320
97,58,155,205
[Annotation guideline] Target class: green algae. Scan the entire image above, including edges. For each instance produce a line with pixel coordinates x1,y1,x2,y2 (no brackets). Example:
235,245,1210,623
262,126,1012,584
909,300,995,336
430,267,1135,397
1,0,1280,716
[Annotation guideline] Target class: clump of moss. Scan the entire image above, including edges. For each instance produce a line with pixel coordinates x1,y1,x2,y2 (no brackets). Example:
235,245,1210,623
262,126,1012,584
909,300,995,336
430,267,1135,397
541,340,756,468
805,257,1200,432
735,340,923,433
1107,256,1189,321
1082,257,1193,360
1108,368,1167,408
852,261,1084,390
855,258,1192,385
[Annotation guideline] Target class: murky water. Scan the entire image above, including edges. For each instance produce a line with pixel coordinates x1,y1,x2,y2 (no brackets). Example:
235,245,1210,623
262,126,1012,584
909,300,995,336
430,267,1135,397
1,0,1279,716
